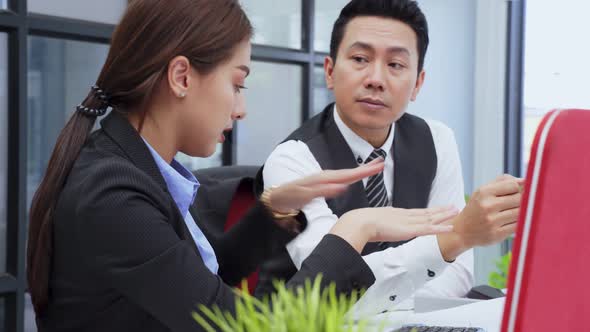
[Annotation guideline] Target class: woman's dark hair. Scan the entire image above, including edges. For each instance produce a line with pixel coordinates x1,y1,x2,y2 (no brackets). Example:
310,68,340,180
329,0,429,73
27,0,252,315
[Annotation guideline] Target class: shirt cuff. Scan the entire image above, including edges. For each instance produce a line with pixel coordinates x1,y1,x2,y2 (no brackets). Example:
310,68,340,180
399,235,450,291
350,235,451,316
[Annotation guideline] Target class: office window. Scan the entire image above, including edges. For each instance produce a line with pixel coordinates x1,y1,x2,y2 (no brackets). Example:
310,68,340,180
236,61,302,165
241,0,302,49
313,66,334,116
176,144,223,172
27,37,108,211
0,33,7,273
0,0,6,10
314,0,349,52
28,0,126,25
522,0,590,173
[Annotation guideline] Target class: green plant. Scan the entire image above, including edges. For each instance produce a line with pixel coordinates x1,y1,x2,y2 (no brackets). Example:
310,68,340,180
488,252,511,289
193,276,386,332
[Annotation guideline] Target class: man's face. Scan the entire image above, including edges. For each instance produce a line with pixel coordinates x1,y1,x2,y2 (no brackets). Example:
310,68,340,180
325,16,425,134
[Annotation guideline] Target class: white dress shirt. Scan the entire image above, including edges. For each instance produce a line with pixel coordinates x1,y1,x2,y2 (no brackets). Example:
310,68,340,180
263,108,474,315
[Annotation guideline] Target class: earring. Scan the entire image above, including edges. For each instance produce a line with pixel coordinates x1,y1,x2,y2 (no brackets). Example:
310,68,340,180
179,92,186,98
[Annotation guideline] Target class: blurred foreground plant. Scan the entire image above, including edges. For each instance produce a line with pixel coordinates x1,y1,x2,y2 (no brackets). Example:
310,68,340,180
193,275,387,332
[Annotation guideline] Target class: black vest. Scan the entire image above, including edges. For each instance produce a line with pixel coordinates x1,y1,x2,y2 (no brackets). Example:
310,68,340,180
254,104,437,296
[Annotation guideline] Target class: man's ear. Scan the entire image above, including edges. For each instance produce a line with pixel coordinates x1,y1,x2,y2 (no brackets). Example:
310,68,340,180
324,56,336,90
410,70,426,102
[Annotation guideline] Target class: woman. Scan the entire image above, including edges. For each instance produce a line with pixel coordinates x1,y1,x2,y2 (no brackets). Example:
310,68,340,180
27,1,457,331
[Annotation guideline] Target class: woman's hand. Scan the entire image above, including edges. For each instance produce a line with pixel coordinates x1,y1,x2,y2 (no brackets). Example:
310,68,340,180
265,158,385,214
330,206,458,253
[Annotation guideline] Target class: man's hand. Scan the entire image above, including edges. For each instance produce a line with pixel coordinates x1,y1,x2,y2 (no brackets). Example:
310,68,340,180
438,175,524,261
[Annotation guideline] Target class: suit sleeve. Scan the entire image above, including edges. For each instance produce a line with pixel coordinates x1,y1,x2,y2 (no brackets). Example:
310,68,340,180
211,201,297,285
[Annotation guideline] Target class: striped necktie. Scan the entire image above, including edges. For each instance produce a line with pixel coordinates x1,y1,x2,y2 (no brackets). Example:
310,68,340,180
365,149,389,207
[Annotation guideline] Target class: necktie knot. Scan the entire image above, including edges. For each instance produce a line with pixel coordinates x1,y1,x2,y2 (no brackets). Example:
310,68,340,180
365,149,387,163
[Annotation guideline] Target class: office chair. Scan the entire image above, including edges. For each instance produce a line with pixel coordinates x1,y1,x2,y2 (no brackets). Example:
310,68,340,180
192,165,260,293
501,109,590,331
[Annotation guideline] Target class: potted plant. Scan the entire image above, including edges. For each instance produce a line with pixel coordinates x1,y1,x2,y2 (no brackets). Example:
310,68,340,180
193,276,389,332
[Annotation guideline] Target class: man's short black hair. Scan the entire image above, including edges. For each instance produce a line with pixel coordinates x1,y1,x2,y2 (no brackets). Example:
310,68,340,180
329,0,429,73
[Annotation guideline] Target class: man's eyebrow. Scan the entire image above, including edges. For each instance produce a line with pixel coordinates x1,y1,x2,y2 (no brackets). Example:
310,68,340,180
347,42,410,57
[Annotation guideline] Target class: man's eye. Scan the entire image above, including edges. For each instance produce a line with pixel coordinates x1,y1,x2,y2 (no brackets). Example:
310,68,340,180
352,56,367,63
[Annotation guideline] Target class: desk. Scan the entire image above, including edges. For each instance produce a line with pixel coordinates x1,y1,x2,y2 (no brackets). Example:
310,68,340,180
368,298,505,332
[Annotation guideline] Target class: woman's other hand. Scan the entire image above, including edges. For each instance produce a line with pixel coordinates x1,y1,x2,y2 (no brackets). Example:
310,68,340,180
331,206,458,253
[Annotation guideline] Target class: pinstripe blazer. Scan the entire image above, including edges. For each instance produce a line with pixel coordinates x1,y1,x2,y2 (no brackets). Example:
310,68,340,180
38,111,375,332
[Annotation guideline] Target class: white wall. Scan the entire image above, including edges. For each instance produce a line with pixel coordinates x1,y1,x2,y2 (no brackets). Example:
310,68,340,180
408,0,508,284
407,0,477,193
471,0,509,286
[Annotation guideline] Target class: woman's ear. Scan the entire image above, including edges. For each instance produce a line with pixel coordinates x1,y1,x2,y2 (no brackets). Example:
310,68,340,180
167,56,191,98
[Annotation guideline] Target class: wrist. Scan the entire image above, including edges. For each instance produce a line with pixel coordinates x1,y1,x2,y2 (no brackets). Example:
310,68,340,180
329,211,373,253
260,186,299,217
436,229,469,262
260,186,302,233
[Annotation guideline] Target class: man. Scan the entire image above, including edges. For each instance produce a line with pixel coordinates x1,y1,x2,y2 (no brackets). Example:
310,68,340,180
256,0,521,314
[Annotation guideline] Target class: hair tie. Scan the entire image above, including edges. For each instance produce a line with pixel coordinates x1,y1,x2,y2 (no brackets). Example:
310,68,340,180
91,85,111,104
77,85,111,117
76,104,107,117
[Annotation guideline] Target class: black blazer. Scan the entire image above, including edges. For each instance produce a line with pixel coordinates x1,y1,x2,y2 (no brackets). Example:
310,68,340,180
38,111,375,332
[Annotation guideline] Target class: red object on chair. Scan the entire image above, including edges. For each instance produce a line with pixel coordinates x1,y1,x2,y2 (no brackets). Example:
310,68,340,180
224,180,259,294
501,109,590,331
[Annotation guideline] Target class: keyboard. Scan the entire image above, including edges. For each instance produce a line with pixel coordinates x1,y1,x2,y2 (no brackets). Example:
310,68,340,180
393,326,483,332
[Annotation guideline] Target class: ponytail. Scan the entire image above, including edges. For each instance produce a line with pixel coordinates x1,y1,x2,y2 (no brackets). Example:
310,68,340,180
27,86,110,315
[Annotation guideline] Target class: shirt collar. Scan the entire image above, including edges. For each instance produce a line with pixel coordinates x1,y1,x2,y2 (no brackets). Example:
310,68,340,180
333,105,395,164
142,138,200,217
